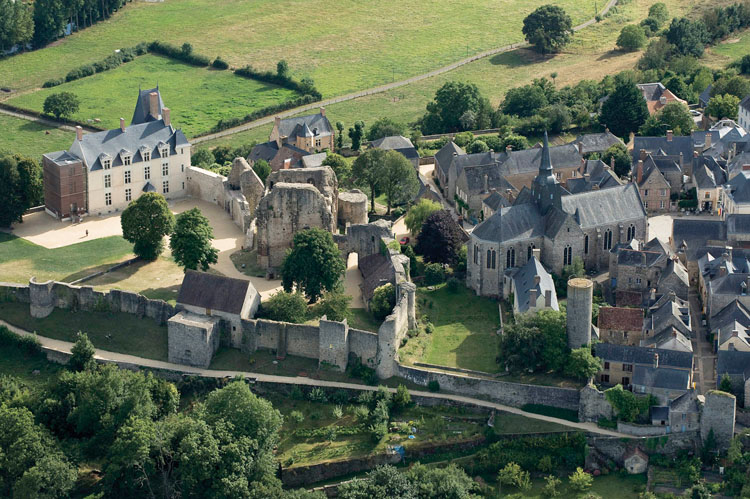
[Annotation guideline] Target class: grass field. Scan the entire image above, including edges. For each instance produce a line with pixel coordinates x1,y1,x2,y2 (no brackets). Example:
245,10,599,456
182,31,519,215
0,300,168,361
0,0,599,98
0,328,63,387
400,284,501,374
199,0,713,151
0,114,73,159
491,472,648,498
6,54,299,137
0,232,133,284
706,28,750,67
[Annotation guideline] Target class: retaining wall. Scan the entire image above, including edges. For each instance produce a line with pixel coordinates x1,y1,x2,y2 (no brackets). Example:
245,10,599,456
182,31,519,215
617,422,669,436
396,364,581,411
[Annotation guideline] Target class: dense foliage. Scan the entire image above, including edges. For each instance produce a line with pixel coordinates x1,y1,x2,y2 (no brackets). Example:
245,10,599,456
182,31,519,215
43,91,80,120
260,291,309,323
600,75,649,137
0,152,43,227
338,463,478,499
522,5,573,54
281,228,346,301
170,207,219,271
415,210,464,265
420,81,497,134
121,192,175,260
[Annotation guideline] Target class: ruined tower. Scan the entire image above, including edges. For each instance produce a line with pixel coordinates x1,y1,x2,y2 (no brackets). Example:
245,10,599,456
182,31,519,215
567,277,593,349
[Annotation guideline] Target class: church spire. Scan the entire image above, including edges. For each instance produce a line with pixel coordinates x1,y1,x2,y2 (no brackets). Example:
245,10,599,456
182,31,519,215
540,130,553,175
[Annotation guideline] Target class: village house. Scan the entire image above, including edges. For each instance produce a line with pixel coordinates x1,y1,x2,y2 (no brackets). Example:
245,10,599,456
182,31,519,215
721,171,750,215
455,164,514,221
609,238,689,302
636,83,688,115
692,156,727,214
43,87,191,218
568,129,624,156
650,391,701,433
370,135,420,168
597,307,644,345
503,251,558,315
634,157,671,213
565,159,623,194
739,96,750,131
697,247,750,318
481,190,510,220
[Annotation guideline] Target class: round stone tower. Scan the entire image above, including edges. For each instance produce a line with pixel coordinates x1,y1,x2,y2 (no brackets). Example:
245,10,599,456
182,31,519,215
567,277,593,349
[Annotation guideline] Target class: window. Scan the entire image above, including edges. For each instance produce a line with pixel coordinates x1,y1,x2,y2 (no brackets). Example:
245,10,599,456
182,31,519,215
182,182,185,190
555,172,561,180
473,245,478,265
627,225,635,241
491,250,496,269
487,249,492,269
162,162,169,176
315,138,321,148
636,278,642,285
643,189,649,197
623,363,633,372
104,174,111,188
604,362,610,370
103,159,111,169
181,164,184,172
527,244,534,261
660,189,667,196
160,147,169,157
143,151,151,161
622,377,630,386
506,247,515,268
124,170,131,184
584,234,589,254
603,229,612,250
563,245,572,266
660,200,665,209
105,192,112,206
163,181,169,193
125,188,132,202
144,166,150,180
705,192,711,199
600,374,610,383
123,156,131,166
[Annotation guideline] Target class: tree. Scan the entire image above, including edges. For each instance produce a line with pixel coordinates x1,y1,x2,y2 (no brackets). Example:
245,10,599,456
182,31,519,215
322,153,352,186
43,91,80,120
689,481,713,499
32,0,65,47
522,5,573,54
568,467,593,492
600,143,631,179
706,94,740,120
380,150,418,214
313,290,352,322
467,140,489,153
421,81,492,134
120,193,175,260
501,133,530,151
617,25,647,51
366,118,407,141
407,463,476,499
12,453,78,499
336,121,345,149
600,75,650,137
405,199,441,236
415,210,463,265
348,121,365,151
277,59,289,78
0,152,41,227
352,148,386,212
541,104,572,133
565,346,602,380
181,42,193,55
542,475,561,497
281,228,346,301
253,159,271,184
370,283,396,321
424,263,446,286
497,462,531,493
338,465,415,499
655,102,694,135
502,84,548,117
169,208,218,271
69,332,96,372
191,148,215,168
261,291,308,323
720,373,734,394
638,38,673,71
665,18,709,57
0,0,33,51
648,3,669,26
392,384,411,412
711,75,750,100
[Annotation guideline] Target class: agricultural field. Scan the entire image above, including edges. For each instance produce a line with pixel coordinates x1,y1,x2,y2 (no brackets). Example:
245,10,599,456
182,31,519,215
6,54,299,138
0,114,73,160
199,0,712,151
0,0,599,98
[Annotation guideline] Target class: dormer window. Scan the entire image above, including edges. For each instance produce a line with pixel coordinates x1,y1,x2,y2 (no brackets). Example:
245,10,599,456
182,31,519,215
143,151,151,162
123,155,131,166
100,153,112,170
161,147,169,157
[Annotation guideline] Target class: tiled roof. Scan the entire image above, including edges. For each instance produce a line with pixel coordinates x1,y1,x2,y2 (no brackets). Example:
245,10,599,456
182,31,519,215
176,270,254,315
594,343,693,369
598,307,643,331
633,366,690,390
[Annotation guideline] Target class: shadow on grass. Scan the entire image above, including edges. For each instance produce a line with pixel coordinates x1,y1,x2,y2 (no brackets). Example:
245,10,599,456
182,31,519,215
60,259,133,283
489,48,556,67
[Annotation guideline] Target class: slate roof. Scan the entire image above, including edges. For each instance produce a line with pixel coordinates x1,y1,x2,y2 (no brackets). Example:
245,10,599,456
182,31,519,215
63,120,188,172
594,343,693,369
641,327,693,352
672,219,727,260
631,136,694,165
633,366,690,390
617,249,664,268
482,191,510,211
741,95,750,113
559,183,646,229
460,164,514,194
435,140,464,177
472,202,543,243
727,214,750,236
729,152,750,179
711,299,750,331
359,253,396,302
277,112,333,140
726,171,750,204
500,143,580,176
693,158,727,189
511,256,558,313
651,406,670,421
176,270,254,315
699,84,712,108
571,131,624,154
661,258,689,288
598,307,643,331
637,82,669,102
669,391,699,413
301,152,327,168
130,87,165,125
248,141,309,167
717,349,750,377
647,300,691,337
716,320,750,348
567,160,622,194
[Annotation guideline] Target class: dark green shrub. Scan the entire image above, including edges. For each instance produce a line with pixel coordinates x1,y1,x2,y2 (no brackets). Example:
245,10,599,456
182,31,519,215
446,277,460,293
424,263,446,286
148,40,211,66
428,380,440,392
370,283,396,321
212,57,229,70
43,78,63,88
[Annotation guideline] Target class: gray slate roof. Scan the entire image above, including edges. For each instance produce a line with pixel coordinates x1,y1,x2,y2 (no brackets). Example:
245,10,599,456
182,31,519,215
672,219,727,260
741,95,750,113
727,214,750,236
131,87,165,125
726,171,750,204
501,143,580,176
435,140,464,177
717,349,750,377
278,112,333,140
511,256,558,313
472,202,543,243
571,131,624,154
632,136,694,164
177,270,254,315
559,183,645,229
699,84,712,108
460,164,514,194
693,158,727,189
633,366,690,391
594,343,693,369
711,299,750,332
482,191,510,211
641,327,693,352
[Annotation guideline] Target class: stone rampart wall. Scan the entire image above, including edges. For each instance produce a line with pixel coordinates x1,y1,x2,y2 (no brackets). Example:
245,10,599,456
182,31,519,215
286,323,322,359
186,166,226,207
349,328,378,366
617,422,669,436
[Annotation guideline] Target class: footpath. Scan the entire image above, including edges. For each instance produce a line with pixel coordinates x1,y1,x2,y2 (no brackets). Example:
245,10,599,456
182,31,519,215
1,318,629,437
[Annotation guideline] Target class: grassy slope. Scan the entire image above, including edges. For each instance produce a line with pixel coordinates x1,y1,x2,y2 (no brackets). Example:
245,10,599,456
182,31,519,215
6,54,299,137
492,473,648,498
0,301,168,361
0,332,63,387
0,114,73,160
705,28,750,67
0,232,133,284
0,0,597,97
199,0,714,151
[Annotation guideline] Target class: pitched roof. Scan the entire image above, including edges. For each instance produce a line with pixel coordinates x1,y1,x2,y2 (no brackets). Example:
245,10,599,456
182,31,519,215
371,135,420,161
559,183,646,228
651,406,670,420
511,256,558,313
711,299,750,331
716,320,750,348
460,164,513,194
500,143,580,176
672,219,727,260
632,136,693,164
472,202,543,243
693,160,727,190
633,366,690,390
176,270,255,315
669,391,700,413
571,131,624,154
726,171,750,204
594,343,693,369
278,112,333,140
359,253,396,302
641,327,693,352
598,307,643,331
130,87,165,125
717,349,750,377
699,84,712,108
482,191,510,211
435,140,464,177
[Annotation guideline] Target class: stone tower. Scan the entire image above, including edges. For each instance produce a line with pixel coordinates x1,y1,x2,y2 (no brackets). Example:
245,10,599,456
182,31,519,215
701,390,736,451
567,277,593,349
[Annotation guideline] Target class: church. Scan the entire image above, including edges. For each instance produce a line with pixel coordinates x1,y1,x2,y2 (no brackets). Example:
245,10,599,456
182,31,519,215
467,133,648,298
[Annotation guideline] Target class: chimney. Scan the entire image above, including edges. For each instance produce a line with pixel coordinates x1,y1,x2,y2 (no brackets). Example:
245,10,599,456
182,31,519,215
743,164,750,171
679,151,683,168
639,149,647,162
162,107,171,127
637,160,644,184
274,116,281,129
532,248,541,260
149,91,159,120
283,158,292,169
528,288,538,307
319,107,326,116
483,174,489,193
545,289,552,307
577,140,583,154
76,126,83,141
120,117,125,132
705,133,711,148
610,156,615,170
584,173,591,181
534,274,541,285
653,353,659,369
732,329,739,338
666,130,673,142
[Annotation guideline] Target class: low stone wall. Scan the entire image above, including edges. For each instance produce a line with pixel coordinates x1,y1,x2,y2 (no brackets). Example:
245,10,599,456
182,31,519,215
281,454,400,488
586,432,699,471
396,364,581,411
617,422,668,436
0,282,31,303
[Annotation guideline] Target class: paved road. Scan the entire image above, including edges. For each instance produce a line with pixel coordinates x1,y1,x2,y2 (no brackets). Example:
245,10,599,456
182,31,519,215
1,318,630,438
190,0,619,145
688,290,716,394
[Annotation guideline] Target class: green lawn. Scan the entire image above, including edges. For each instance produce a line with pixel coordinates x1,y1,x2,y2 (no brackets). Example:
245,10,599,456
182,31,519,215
402,285,501,374
707,27,750,67
493,472,648,498
7,54,299,138
0,232,133,284
0,114,73,160
348,308,382,333
0,329,63,387
0,0,598,98
0,300,168,361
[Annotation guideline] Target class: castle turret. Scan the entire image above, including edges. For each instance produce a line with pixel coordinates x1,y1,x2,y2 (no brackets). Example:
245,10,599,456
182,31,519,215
567,277,593,349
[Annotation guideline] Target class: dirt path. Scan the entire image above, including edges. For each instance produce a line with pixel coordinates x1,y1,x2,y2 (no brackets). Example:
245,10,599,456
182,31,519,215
190,0,619,145
0,317,631,438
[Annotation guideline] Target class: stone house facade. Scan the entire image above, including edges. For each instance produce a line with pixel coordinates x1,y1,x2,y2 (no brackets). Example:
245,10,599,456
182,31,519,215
635,159,671,213
269,108,334,153
597,307,644,345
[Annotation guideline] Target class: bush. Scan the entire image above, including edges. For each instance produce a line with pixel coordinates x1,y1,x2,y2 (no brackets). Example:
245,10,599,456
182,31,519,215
424,263,446,286
42,78,63,88
617,25,647,51
428,380,440,392
259,291,308,323
234,65,322,100
212,57,229,70
307,387,327,403
392,384,411,412
370,283,396,321
568,468,593,492
148,40,211,66
289,410,304,425
348,357,378,385
0,326,43,357
446,277,461,293
425,322,435,334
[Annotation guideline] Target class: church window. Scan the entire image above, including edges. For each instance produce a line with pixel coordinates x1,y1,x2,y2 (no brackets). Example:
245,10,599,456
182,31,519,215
563,245,572,266
603,229,613,250
627,225,635,241
506,247,515,268
473,245,478,265
584,235,589,254
491,250,496,269
527,244,534,260
487,250,492,269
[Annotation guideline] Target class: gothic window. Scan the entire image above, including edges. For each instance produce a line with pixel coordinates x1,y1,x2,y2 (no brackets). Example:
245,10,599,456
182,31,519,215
527,244,535,261
491,250,496,269
584,234,589,254
563,245,572,266
506,247,515,268
603,229,613,250
487,249,492,269
627,224,635,241
473,245,478,265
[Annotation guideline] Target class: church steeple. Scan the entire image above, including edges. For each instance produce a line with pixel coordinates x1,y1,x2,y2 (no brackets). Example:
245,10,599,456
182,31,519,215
538,131,554,178
532,131,561,214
